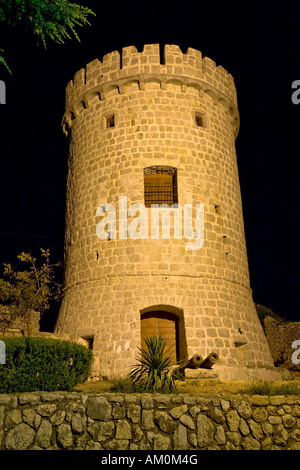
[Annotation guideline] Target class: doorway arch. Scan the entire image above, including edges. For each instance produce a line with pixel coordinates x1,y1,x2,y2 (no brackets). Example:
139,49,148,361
140,305,187,364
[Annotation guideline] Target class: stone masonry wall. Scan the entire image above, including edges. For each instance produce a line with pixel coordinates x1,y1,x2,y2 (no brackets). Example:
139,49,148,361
1,391,300,450
0,305,40,336
264,316,300,370
55,44,274,378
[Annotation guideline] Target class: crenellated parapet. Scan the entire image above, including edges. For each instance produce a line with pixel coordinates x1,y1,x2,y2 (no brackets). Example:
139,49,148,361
62,44,239,137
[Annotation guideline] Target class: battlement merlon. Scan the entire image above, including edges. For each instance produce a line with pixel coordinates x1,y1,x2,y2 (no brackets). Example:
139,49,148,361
63,44,239,137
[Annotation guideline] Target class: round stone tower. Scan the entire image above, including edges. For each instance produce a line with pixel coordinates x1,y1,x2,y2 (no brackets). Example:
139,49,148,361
55,44,275,379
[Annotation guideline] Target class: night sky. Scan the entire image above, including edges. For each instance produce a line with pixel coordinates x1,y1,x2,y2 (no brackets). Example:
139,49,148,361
0,0,299,329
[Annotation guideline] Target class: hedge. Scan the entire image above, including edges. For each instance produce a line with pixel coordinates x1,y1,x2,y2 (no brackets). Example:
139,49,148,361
0,336,93,393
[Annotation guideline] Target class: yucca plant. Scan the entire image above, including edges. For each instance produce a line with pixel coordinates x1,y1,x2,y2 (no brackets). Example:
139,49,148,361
127,335,177,392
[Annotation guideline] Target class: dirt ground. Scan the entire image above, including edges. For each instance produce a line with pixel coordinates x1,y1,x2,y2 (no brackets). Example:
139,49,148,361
75,374,300,396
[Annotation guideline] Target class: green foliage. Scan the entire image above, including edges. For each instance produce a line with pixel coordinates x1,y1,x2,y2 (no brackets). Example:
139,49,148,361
0,49,11,73
239,380,300,396
0,336,93,392
0,248,61,335
126,335,177,393
0,0,95,71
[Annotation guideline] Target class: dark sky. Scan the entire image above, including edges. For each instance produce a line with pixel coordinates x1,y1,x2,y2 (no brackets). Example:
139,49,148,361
0,0,299,326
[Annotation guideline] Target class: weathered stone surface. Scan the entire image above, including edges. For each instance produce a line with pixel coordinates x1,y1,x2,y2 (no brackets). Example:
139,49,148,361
88,421,115,442
1,391,300,451
214,425,226,445
173,423,187,450
5,423,35,450
56,423,73,448
37,403,56,417
170,404,188,419
71,413,85,434
155,411,176,433
103,439,129,450
239,418,250,436
252,407,268,423
207,405,225,424
127,404,140,423
273,426,289,446
197,414,215,448
141,410,154,430
115,420,132,440
86,396,112,421
179,413,195,430
226,410,240,432
226,431,241,446
152,433,170,450
248,420,264,441
237,401,252,419
5,410,22,430
35,420,53,448
242,435,261,450
50,411,66,426
282,413,296,428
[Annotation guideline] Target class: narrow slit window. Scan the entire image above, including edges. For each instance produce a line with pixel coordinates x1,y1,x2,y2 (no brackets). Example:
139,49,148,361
195,113,204,127
144,168,178,208
105,114,115,128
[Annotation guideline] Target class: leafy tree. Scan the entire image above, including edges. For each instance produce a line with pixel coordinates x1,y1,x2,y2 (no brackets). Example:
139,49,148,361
0,248,61,335
0,0,95,72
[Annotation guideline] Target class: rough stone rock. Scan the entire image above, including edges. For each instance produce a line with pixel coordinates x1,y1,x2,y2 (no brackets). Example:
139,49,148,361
226,431,241,446
35,420,53,448
56,423,73,448
86,396,112,421
37,403,56,417
50,411,66,426
170,404,188,419
197,414,215,448
127,404,141,423
155,411,176,433
226,410,240,431
5,410,22,430
282,413,296,428
252,407,268,423
242,435,261,450
141,410,154,430
237,401,252,419
5,423,35,450
115,420,132,440
152,433,170,450
179,413,195,430
173,424,187,450
71,413,85,434
214,425,226,445
88,421,115,442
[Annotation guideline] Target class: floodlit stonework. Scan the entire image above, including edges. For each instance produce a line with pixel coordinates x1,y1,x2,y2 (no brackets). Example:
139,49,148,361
55,44,275,379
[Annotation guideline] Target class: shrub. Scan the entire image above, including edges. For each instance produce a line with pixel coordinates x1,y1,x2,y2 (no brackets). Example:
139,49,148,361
0,336,92,393
126,335,177,393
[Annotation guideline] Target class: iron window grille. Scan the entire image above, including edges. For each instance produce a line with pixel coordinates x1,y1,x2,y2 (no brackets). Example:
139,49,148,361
144,172,178,207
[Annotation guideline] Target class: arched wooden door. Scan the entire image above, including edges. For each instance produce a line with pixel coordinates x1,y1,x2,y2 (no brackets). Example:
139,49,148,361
141,311,179,364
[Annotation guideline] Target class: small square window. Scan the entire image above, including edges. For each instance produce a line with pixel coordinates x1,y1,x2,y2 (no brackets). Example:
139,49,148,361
105,115,115,128
82,336,94,350
195,113,204,127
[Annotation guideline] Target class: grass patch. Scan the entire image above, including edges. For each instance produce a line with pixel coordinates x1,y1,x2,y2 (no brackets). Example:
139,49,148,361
238,380,300,396
74,376,300,397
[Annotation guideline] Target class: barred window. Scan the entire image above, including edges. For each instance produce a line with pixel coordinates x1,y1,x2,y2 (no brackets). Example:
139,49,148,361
144,167,178,207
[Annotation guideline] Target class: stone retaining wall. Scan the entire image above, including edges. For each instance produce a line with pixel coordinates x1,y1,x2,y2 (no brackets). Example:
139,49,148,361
1,391,300,450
